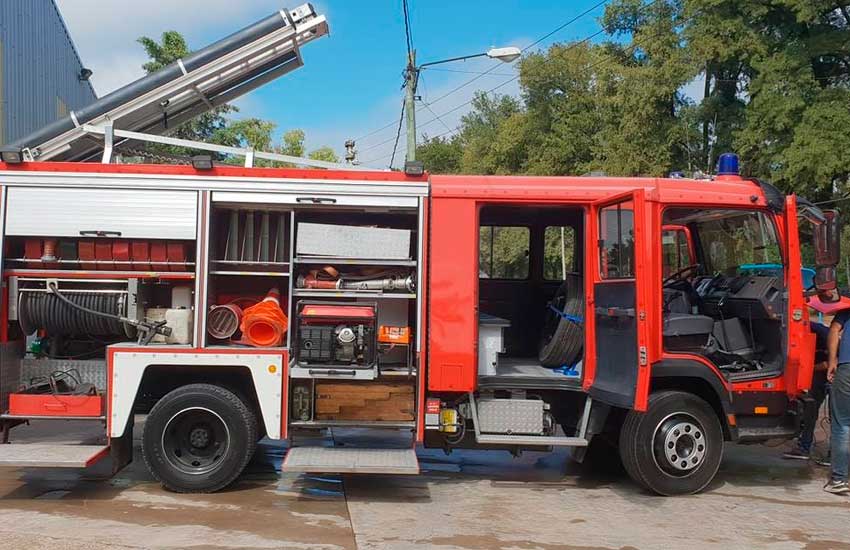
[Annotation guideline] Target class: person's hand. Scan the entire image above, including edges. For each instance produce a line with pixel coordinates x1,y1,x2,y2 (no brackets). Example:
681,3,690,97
828,362,838,383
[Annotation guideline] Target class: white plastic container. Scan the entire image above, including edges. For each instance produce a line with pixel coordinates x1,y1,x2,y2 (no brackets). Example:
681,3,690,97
146,308,194,345
478,314,510,376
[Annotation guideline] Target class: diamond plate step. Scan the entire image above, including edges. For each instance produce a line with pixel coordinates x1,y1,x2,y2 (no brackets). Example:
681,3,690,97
282,447,419,474
0,444,109,468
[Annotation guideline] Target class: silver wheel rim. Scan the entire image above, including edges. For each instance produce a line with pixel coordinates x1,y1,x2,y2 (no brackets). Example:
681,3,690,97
652,412,706,477
161,406,231,476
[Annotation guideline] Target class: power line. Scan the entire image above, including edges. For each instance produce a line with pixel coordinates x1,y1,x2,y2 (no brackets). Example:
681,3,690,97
402,0,414,58
353,0,610,144
388,99,406,168
402,0,667,145
365,0,679,167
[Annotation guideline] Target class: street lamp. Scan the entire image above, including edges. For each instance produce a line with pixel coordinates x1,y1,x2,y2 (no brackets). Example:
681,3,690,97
404,46,521,165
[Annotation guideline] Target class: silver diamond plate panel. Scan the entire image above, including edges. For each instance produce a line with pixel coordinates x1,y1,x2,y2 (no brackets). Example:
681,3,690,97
283,447,419,474
0,444,108,468
20,359,107,391
477,399,545,435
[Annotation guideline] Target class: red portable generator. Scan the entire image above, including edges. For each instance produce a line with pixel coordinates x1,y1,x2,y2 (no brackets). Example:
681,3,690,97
295,302,377,369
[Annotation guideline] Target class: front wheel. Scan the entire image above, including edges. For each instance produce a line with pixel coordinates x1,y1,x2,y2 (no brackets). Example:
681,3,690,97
142,383,258,493
619,391,723,496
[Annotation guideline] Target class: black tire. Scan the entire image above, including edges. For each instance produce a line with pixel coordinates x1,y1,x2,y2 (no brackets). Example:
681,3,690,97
539,274,584,367
580,434,625,475
142,383,258,493
618,391,723,496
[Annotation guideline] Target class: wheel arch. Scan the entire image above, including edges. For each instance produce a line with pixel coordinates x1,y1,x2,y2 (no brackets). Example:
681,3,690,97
651,359,737,441
108,350,285,441
135,365,266,435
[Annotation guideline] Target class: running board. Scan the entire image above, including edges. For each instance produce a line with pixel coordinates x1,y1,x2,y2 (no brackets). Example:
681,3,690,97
0,444,109,468
282,447,419,474
474,434,588,447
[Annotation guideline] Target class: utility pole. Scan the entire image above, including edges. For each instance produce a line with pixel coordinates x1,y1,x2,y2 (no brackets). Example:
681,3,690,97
405,50,417,163
400,46,519,167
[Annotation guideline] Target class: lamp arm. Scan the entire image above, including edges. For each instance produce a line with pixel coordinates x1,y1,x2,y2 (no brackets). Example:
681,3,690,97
417,52,488,69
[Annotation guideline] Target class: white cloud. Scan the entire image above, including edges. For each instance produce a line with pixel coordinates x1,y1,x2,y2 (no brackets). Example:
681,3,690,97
55,0,283,95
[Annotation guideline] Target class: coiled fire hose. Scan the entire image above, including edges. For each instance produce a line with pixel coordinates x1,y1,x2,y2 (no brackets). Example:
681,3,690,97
43,283,172,344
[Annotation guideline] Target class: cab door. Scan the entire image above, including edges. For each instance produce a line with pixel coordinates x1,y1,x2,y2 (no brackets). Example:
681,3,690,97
783,195,815,396
584,190,652,411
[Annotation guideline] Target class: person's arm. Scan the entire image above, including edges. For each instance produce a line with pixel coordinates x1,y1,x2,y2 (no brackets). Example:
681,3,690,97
828,318,844,382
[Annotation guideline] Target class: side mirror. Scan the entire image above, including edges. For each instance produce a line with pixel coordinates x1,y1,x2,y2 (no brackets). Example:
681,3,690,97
814,210,840,301
814,210,840,267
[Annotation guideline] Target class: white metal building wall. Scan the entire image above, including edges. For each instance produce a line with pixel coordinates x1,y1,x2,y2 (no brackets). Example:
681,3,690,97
0,0,97,145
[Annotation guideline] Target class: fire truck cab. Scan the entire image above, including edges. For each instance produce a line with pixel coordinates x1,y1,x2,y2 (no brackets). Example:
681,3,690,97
0,154,839,496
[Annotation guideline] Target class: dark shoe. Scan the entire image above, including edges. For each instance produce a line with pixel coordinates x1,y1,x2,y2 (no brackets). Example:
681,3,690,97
783,445,811,460
816,456,832,467
824,479,850,494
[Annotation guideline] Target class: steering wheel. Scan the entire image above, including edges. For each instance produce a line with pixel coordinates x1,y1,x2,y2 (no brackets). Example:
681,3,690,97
663,263,700,286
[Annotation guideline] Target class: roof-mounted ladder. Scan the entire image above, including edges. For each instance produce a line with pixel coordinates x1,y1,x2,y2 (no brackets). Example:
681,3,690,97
14,3,329,164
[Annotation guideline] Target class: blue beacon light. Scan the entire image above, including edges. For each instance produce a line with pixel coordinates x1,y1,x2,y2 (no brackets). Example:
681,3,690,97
716,152,740,176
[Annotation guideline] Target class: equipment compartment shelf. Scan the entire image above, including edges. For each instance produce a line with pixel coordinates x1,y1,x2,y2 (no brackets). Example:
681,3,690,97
4,269,195,280
210,271,291,277
294,256,416,267
292,290,416,299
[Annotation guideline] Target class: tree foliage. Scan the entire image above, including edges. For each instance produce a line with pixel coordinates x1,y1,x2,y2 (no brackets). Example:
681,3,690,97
417,0,850,280
417,0,850,194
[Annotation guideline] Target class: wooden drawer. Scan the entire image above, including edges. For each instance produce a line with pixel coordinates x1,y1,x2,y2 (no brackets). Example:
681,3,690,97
315,381,414,421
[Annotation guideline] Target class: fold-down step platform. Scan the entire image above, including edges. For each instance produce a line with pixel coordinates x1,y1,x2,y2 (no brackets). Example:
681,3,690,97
0,444,109,468
282,447,419,474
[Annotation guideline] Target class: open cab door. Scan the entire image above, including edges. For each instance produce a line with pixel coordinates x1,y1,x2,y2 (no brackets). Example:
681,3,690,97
584,190,652,411
783,195,814,396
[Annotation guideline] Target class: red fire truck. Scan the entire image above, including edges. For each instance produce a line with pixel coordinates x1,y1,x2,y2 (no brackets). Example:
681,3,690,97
0,152,839,496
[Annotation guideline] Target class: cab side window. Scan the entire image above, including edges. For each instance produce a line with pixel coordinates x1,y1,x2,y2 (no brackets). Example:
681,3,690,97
479,226,530,279
599,202,635,279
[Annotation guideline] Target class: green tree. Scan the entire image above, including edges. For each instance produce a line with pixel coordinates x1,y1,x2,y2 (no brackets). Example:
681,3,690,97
137,32,236,156
417,135,462,173
308,146,340,163
280,129,306,157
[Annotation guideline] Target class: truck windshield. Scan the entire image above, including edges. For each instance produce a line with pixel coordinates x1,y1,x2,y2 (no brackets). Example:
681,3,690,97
666,210,782,277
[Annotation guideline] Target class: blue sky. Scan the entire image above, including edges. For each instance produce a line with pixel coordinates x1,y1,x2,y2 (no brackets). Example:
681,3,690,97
55,1,621,167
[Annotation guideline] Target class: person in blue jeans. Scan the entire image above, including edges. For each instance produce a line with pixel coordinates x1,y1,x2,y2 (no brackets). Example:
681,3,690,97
825,310,850,494
784,322,830,460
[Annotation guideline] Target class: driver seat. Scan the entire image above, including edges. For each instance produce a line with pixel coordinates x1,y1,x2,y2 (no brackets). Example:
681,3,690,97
663,313,714,353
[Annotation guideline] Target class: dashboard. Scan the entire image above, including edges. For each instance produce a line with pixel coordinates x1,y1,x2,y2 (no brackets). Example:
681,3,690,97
695,275,783,320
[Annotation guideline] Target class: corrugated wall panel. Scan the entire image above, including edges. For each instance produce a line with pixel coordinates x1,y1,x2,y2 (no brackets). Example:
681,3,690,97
0,0,97,145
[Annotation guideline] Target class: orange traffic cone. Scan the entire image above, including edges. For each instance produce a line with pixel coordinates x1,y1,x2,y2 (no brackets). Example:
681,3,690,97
240,288,288,347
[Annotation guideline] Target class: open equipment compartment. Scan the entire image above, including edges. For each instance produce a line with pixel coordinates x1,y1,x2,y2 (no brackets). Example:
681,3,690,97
204,202,292,347
0,186,200,421
287,206,422,427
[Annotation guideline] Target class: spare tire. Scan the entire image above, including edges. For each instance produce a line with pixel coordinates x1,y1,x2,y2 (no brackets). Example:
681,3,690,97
539,274,584,367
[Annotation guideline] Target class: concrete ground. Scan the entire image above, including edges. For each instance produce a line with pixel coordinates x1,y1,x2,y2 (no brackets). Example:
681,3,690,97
0,420,846,550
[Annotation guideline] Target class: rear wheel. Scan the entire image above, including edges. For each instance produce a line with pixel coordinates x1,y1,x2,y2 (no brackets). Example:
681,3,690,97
618,391,722,495
142,383,258,493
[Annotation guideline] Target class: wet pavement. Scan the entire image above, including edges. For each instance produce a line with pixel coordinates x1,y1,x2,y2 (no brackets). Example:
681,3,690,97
0,419,847,550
